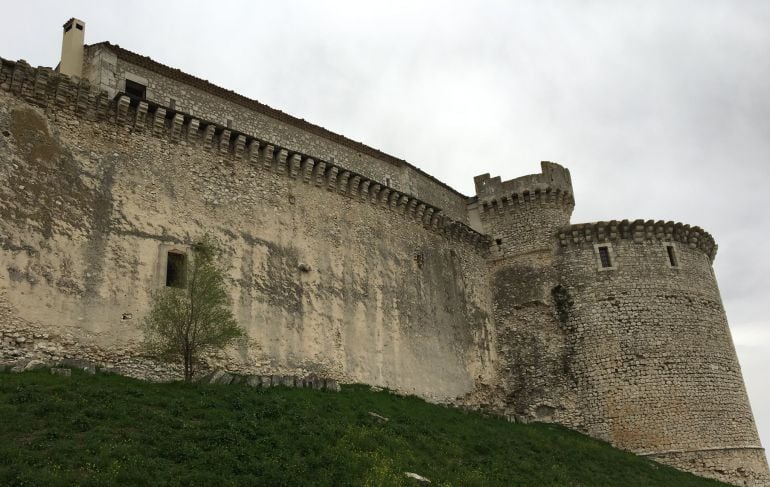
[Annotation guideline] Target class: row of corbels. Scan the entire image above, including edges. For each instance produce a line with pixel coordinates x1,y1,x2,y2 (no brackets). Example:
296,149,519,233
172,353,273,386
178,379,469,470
557,219,718,261
114,94,490,252
0,58,491,253
479,187,575,215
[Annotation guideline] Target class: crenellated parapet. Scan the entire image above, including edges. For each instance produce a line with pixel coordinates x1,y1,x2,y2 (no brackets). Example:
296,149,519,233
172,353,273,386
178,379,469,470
0,57,490,254
474,161,575,215
471,161,574,258
0,58,112,121
477,187,574,217
558,219,718,262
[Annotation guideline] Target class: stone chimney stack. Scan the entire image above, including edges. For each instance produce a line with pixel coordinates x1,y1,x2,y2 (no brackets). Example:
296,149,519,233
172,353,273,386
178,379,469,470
59,18,85,78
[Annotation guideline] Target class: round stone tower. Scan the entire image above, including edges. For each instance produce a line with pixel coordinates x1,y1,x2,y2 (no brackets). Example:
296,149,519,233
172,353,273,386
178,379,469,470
554,219,769,485
472,162,580,423
473,161,574,260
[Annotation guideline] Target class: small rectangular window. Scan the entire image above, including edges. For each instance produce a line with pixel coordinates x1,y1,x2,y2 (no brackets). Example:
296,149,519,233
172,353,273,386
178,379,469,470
666,245,678,267
226,118,233,129
166,252,187,288
598,246,612,268
125,79,147,100
76,23,84,31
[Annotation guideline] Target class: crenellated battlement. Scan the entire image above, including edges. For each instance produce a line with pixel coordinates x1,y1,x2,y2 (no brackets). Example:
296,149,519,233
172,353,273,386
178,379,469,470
557,219,718,262
0,57,490,254
474,161,574,215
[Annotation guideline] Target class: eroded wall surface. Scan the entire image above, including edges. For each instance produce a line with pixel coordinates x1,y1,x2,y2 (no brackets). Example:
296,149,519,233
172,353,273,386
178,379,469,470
0,61,495,401
471,163,580,425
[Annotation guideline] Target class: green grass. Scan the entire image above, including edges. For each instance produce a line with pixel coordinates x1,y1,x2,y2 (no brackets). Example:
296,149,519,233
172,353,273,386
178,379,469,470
0,369,725,486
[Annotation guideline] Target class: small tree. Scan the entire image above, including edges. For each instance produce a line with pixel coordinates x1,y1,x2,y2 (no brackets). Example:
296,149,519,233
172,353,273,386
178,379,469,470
142,237,246,381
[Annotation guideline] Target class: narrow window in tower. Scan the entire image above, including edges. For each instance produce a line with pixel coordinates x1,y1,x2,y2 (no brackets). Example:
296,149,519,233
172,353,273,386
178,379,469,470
598,246,612,268
666,245,678,267
166,252,187,288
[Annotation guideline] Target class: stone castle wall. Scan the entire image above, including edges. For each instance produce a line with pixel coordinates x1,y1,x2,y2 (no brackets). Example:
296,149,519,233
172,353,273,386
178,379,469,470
1,52,768,486
0,58,496,401
82,44,471,223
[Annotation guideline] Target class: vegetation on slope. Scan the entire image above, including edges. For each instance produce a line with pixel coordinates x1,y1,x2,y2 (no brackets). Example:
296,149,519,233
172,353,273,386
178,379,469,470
0,369,725,486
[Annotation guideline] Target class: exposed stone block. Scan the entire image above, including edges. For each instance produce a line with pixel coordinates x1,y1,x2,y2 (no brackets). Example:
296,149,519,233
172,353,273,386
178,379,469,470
379,188,391,206
152,107,167,137
136,101,149,131
312,160,326,186
116,95,131,126
326,166,339,191
75,82,91,117
349,175,361,198
289,153,301,179
275,149,288,174
202,124,215,148
262,144,275,169
337,171,350,195
406,199,418,217
171,113,185,140
234,135,247,159
218,129,231,154
369,183,381,204
32,68,50,105
302,157,315,183
359,180,371,200
422,207,434,226
185,117,199,141
247,139,261,165
398,195,410,212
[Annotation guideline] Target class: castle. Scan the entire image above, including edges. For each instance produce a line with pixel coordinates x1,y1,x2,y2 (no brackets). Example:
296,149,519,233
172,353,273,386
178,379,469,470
0,18,767,485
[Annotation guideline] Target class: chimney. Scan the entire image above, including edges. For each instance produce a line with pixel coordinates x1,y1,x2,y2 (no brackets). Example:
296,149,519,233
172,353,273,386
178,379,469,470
59,18,85,78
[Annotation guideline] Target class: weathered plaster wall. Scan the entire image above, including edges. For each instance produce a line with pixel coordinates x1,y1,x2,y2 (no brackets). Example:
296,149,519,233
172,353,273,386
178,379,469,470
82,44,470,222
0,60,495,401
554,221,769,486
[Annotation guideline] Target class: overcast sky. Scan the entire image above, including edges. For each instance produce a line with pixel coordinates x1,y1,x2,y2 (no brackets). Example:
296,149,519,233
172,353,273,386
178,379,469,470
3,0,769,462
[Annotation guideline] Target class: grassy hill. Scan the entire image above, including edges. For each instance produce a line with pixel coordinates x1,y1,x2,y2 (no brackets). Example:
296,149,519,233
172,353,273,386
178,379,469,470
0,369,725,486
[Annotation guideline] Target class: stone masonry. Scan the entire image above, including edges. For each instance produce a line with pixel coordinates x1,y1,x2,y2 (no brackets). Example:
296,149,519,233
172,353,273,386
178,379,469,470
0,20,767,486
